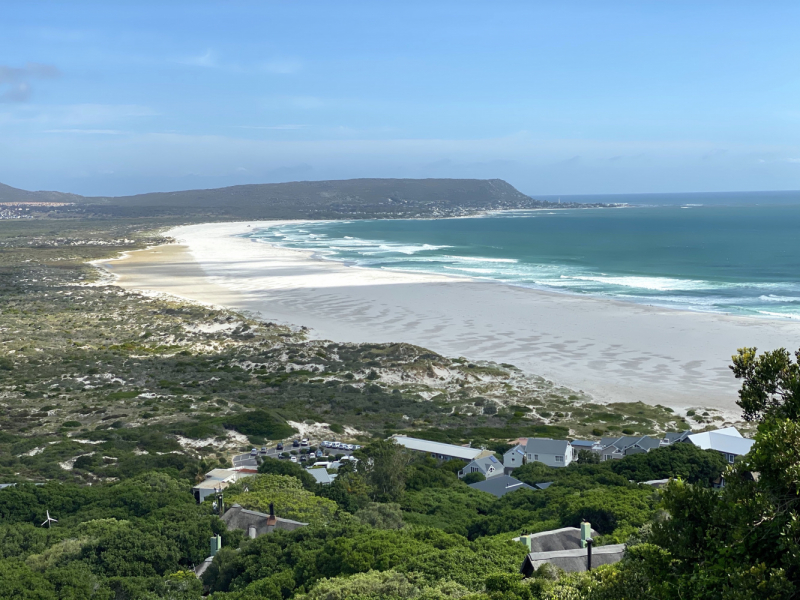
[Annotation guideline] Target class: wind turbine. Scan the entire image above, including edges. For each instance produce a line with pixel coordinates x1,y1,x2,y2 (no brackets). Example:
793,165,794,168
41,510,57,528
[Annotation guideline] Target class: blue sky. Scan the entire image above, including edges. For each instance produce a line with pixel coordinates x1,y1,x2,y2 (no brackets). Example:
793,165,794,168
1,1,799,196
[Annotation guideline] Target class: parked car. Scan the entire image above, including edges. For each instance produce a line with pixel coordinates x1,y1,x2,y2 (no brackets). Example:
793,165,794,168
290,456,297,463
292,440,300,448
300,438,309,446
276,443,284,450
250,448,258,456
316,449,324,457
321,441,331,448
260,447,267,454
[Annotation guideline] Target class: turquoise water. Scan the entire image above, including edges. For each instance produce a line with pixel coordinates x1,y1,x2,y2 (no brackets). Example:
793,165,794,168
247,199,800,319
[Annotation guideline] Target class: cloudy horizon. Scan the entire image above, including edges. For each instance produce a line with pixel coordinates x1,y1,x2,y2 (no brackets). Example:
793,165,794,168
2,1,799,197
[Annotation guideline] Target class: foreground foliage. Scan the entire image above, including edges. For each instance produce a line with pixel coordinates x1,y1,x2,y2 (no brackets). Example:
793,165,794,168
2,219,793,599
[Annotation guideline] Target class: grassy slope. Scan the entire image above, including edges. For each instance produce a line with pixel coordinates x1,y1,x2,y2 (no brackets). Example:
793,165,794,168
0,218,707,484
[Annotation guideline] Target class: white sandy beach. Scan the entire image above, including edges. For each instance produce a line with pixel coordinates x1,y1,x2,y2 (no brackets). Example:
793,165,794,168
99,221,800,414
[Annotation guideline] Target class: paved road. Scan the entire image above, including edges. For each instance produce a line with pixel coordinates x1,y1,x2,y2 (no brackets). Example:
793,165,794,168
232,453,258,469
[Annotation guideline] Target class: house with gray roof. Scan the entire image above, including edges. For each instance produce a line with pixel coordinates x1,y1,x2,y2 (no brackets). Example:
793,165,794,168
221,504,307,539
516,526,599,553
517,526,625,575
458,454,503,479
503,443,527,470
596,435,663,461
663,430,692,444
521,544,626,575
306,467,338,485
504,438,574,469
468,474,538,498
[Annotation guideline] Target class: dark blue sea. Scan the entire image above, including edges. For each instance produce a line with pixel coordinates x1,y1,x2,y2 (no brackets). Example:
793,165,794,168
247,191,800,319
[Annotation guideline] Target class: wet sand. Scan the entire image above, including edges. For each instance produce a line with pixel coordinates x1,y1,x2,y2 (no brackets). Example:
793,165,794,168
98,221,800,415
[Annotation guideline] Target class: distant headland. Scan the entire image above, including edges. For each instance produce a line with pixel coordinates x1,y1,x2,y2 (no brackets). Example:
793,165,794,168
0,178,620,221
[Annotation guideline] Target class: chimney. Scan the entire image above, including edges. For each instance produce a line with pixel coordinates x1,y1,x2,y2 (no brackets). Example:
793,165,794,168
266,502,277,526
210,534,222,557
580,520,592,548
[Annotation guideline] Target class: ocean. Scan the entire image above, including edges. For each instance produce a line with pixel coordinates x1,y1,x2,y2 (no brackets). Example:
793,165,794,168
246,193,800,320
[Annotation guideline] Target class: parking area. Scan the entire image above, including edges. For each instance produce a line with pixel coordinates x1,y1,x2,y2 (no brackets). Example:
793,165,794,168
233,439,360,468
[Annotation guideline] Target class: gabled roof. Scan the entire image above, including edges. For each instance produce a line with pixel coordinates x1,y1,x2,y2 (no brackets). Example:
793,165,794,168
462,454,502,475
600,435,662,453
306,468,338,485
469,475,535,498
599,436,639,451
221,504,307,537
523,526,599,553
522,544,626,575
525,438,570,455
688,428,753,456
627,437,661,452
663,430,692,444
391,436,483,461
504,444,526,456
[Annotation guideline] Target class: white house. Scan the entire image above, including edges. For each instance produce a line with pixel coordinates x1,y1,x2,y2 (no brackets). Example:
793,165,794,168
192,468,256,503
458,454,503,479
685,426,754,464
503,438,574,469
504,444,527,470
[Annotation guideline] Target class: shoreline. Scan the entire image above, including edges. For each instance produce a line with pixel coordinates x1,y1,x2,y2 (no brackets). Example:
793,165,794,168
97,220,800,416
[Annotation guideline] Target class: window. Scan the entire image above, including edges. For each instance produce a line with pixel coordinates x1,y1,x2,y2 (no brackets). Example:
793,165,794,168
555,456,563,462
604,455,611,461
534,454,538,461
726,453,735,463
471,467,479,473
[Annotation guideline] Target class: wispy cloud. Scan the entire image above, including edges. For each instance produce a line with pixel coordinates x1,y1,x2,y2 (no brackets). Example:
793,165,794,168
0,63,60,83
44,129,125,135
0,103,158,129
180,49,218,68
1,83,32,103
0,62,60,103
234,124,307,130
179,51,302,74
261,58,302,74
264,95,325,110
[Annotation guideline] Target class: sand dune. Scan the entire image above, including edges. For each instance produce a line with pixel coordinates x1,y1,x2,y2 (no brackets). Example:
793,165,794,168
98,221,800,414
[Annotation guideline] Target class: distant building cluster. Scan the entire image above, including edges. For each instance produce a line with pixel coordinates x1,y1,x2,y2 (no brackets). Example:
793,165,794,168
389,426,753,499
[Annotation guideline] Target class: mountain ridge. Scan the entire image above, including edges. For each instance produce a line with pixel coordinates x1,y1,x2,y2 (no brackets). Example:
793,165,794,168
0,178,604,219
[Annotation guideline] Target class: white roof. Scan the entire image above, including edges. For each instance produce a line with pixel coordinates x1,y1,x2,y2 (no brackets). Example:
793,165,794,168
392,436,483,461
688,427,754,456
204,468,240,482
